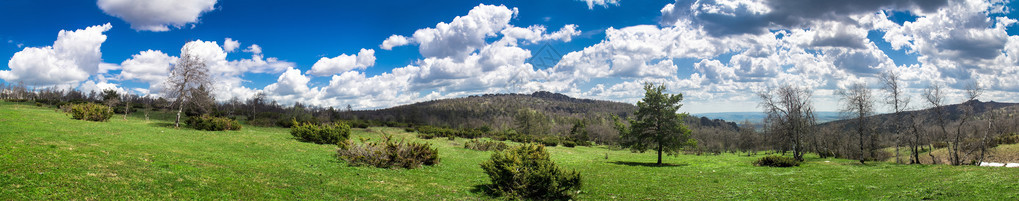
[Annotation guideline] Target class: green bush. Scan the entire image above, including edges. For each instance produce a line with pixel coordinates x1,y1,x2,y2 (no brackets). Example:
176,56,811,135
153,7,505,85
464,139,508,151
69,103,113,121
186,115,242,131
480,143,582,200
337,135,439,169
290,120,351,145
539,137,559,147
562,140,577,148
995,133,1019,145
753,155,800,167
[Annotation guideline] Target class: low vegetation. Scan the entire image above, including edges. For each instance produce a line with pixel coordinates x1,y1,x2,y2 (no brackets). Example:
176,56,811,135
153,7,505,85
185,115,242,131
753,155,801,167
68,102,114,122
290,120,351,145
336,135,439,169
480,143,582,200
464,139,508,151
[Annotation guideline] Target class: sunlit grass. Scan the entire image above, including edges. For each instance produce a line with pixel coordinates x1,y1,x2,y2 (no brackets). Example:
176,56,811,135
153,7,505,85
2,101,1017,200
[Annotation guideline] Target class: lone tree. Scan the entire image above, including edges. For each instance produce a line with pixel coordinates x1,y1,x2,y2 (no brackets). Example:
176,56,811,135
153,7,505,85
838,83,876,164
165,43,212,128
758,85,815,161
620,83,694,165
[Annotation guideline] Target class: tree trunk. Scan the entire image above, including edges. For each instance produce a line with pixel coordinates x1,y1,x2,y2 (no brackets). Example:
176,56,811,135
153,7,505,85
657,145,663,165
174,97,186,128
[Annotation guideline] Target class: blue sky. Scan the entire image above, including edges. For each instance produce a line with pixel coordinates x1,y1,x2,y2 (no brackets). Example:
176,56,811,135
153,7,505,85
2,0,1019,114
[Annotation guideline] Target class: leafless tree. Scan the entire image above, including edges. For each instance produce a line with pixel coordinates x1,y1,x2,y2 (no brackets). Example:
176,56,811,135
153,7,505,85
838,83,876,164
950,83,982,165
165,43,212,128
922,84,948,164
879,71,912,164
758,85,815,161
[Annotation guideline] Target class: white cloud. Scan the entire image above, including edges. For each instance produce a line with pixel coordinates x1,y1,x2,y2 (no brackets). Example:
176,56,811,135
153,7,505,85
264,67,310,96
308,48,376,76
119,50,176,85
223,38,240,52
244,44,262,55
404,4,518,59
579,0,620,9
500,24,582,44
1,23,112,86
97,0,218,32
380,35,410,50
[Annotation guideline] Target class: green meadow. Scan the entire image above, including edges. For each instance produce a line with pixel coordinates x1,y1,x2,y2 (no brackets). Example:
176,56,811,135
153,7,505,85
2,101,1018,200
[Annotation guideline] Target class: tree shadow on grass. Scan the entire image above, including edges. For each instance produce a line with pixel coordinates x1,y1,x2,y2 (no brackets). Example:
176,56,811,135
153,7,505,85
609,161,689,167
469,184,498,198
149,122,177,128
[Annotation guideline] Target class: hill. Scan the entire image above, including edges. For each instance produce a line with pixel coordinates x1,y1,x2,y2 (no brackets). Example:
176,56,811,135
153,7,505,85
821,99,1019,133
350,91,741,144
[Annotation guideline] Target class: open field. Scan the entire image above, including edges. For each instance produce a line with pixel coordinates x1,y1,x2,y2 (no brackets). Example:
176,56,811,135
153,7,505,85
2,101,1018,200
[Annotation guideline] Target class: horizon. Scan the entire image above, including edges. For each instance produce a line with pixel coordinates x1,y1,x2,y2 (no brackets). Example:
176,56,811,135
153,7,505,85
3,0,1019,114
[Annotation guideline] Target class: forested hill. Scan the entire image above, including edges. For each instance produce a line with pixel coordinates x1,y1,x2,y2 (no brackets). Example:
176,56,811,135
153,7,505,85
820,100,1019,132
352,91,636,130
350,91,740,144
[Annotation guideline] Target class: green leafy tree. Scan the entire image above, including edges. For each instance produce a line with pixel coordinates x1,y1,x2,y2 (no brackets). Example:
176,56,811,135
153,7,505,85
620,83,695,165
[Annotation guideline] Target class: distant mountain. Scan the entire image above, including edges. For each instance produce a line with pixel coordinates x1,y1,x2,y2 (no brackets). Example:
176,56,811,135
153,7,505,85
820,100,1019,133
696,111,844,125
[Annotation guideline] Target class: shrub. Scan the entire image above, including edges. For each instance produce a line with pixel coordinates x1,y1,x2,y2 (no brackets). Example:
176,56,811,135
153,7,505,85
186,115,242,131
562,140,577,148
539,137,559,147
464,139,508,151
995,133,1019,145
753,155,800,167
290,120,351,145
337,135,439,169
480,143,582,200
69,103,113,121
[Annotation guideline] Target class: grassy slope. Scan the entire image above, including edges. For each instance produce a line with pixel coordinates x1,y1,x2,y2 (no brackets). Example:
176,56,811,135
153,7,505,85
2,101,1018,200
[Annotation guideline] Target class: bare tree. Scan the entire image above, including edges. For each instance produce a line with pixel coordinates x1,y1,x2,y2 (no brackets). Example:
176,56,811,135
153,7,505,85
758,85,815,161
839,83,876,164
165,43,212,128
950,83,982,165
879,71,912,164
922,84,948,164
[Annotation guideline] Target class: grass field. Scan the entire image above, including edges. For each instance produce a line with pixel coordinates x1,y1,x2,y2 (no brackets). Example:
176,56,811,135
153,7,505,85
2,101,1018,200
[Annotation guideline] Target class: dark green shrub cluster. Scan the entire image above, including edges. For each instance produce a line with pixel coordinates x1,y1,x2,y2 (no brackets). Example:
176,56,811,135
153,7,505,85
464,139,508,151
995,133,1019,145
414,125,483,139
480,143,582,200
69,103,113,121
538,137,559,147
753,155,800,167
185,115,242,131
561,140,577,147
290,120,351,145
337,136,439,169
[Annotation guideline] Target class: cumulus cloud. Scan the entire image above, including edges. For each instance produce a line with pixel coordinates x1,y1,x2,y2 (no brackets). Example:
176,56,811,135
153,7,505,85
579,0,621,9
396,4,518,59
264,67,310,96
308,48,376,76
223,38,240,52
97,0,218,32
119,50,176,85
661,0,949,36
1,23,112,86
380,35,410,50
